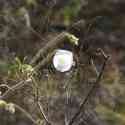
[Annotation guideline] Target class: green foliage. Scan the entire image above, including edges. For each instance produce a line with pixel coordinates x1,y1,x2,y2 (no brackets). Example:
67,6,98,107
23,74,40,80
63,0,81,25
66,33,79,45
6,103,15,114
0,100,15,114
0,100,7,108
6,57,34,78
96,105,125,125
26,0,37,6
0,0,125,125
0,61,10,75
115,100,125,114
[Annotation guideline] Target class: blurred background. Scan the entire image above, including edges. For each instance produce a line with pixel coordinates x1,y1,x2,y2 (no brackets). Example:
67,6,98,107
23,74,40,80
0,0,125,125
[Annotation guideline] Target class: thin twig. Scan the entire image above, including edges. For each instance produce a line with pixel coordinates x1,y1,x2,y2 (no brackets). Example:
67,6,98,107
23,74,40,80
0,78,32,100
97,48,110,60
34,50,56,71
14,104,37,125
0,84,10,89
37,101,51,125
68,55,109,125
32,77,52,125
30,32,69,66
90,58,99,77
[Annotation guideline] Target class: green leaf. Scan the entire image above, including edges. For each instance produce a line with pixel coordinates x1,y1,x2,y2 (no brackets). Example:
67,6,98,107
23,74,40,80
66,33,79,45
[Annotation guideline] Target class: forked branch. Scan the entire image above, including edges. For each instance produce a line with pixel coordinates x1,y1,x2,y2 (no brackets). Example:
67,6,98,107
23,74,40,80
68,51,110,125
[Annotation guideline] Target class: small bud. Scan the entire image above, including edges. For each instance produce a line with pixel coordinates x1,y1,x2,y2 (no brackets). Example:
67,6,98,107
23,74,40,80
0,100,7,108
6,103,15,114
66,33,79,45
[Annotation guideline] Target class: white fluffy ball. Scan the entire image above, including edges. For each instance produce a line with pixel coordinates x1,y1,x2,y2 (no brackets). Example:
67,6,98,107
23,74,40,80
53,49,74,72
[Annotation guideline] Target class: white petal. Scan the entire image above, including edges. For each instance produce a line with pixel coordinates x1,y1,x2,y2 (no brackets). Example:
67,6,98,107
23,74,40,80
53,49,73,72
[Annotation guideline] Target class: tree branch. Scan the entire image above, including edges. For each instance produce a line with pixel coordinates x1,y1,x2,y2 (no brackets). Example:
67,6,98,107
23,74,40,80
68,53,109,125
0,78,32,100
37,101,52,125
34,50,56,71
14,104,37,125
30,32,70,66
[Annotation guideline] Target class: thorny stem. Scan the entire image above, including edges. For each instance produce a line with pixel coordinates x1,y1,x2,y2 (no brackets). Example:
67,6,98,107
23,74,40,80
68,54,109,125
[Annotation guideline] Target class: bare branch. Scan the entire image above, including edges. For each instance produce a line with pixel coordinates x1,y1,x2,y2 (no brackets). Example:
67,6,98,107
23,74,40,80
68,54,109,125
0,84,10,89
34,50,56,71
14,104,37,125
30,32,70,66
0,78,32,100
32,77,52,125
37,101,52,125
90,58,99,77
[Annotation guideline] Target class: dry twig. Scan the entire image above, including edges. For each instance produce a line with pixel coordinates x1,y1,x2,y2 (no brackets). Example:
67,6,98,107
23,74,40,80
14,104,37,125
68,51,110,125
0,78,32,100
37,101,52,125
30,32,70,66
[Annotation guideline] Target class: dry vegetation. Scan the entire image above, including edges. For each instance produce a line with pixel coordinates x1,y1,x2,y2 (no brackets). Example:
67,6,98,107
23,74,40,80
0,0,125,125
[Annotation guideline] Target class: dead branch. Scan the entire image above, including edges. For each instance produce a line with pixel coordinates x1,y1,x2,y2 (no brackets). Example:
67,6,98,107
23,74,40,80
0,78,32,100
31,77,52,125
37,101,52,125
14,104,37,125
34,50,56,71
68,52,110,125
